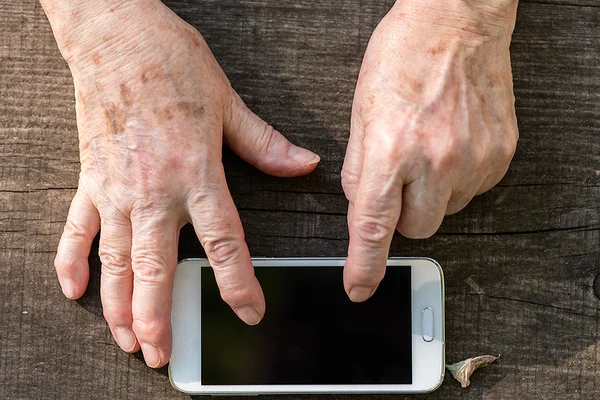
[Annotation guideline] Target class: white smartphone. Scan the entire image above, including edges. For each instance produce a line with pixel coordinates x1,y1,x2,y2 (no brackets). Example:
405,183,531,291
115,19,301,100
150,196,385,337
169,257,445,395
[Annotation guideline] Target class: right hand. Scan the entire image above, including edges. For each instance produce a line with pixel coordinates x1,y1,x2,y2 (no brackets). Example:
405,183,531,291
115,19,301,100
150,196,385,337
341,0,519,301
47,0,320,368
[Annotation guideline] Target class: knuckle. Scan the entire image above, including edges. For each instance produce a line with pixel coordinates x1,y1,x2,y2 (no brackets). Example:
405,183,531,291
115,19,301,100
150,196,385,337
99,250,131,277
130,200,172,219
387,137,408,159
204,235,244,267
340,168,360,197
352,214,394,247
63,218,91,241
251,123,287,172
500,135,518,161
465,148,486,172
434,142,461,172
132,315,169,340
513,125,520,142
54,253,79,274
238,103,278,153
366,133,403,161
131,254,169,284
260,124,277,152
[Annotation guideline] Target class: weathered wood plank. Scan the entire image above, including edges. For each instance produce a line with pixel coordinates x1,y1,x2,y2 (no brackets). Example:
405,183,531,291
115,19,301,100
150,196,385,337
0,0,599,399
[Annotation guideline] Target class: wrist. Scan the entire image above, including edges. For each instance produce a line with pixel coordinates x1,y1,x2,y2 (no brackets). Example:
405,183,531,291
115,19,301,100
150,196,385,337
40,0,158,63
391,0,518,38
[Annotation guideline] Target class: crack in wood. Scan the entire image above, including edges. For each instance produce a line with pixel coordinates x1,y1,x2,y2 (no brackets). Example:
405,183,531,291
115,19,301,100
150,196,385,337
0,187,77,193
467,293,600,318
237,207,347,216
437,224,600,236
522,0,600,9
259,234,347,241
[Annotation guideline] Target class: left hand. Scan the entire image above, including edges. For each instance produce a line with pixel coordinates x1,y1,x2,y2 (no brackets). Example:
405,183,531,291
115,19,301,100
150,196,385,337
341,0,519,301
45,0,320,368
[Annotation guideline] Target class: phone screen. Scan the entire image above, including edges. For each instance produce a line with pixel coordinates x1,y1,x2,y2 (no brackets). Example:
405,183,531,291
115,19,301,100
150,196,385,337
200,266,412,385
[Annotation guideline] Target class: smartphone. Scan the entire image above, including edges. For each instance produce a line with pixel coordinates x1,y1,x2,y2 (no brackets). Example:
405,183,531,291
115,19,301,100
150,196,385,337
169,257,445,395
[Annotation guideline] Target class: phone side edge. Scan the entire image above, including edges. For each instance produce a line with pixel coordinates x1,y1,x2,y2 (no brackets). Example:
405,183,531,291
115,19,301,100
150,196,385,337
410,258,445,393
169,258,204,392
429,257,446,393
424,257,445,393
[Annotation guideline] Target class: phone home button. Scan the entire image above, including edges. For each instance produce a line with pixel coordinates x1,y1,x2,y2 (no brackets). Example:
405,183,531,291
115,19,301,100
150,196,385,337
421,307,434,342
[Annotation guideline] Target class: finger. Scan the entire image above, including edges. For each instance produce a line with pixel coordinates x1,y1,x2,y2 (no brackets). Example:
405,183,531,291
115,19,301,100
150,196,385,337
445,178,483,215
341,111,366,204
130,213,179,368
478,129,518,194
188,165,266,325
55,190,100,299
223,92,319,177
98,213,139,353
445,189,478,215
344,141,404,302
396,177,452,238
477,163,511,196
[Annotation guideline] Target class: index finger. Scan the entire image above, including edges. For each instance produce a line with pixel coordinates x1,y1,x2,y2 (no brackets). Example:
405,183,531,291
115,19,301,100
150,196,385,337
344,138,404,302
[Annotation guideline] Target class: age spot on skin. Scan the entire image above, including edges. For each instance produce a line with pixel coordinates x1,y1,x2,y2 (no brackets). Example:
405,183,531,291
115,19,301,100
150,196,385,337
428,42,448,56
120,83,133,107
474,20,485,36
187,31,203,49
409,77,424,93
155,105,174,121
170,157,183,170
486,71,499,88
91,52,101,66
104,103,125,136
178,101,205,119
478,90,487,108
140,65,167,84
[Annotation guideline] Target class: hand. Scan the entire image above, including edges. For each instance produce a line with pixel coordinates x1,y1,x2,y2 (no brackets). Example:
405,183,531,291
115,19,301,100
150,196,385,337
46,0,319,367
341,0,519,301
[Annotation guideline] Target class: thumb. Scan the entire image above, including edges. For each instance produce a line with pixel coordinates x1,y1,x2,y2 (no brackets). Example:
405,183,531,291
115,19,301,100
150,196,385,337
223,92,320,177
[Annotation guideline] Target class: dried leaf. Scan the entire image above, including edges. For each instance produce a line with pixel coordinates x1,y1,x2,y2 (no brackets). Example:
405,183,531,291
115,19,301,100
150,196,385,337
446,354,499,388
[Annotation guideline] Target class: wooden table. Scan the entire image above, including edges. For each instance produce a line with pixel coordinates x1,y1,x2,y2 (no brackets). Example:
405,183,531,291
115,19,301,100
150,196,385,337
1,0,599,398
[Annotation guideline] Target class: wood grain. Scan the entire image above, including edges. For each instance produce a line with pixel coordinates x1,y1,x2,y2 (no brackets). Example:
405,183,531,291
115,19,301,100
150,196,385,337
1,0,599,399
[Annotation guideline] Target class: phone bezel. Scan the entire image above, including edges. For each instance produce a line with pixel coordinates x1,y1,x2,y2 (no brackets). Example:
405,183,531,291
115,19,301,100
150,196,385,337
169,257,445,394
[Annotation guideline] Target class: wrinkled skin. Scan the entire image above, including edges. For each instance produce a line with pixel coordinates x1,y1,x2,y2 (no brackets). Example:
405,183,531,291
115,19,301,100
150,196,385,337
342,0,519,301
44,0,319,368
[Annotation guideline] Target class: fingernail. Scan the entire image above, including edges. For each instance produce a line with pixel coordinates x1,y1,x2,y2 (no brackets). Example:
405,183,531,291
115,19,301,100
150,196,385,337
115,327,138,353
288,144,320,165
141,343,161,368
349,286,374,302
61,278,77,299
235,306,262,326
